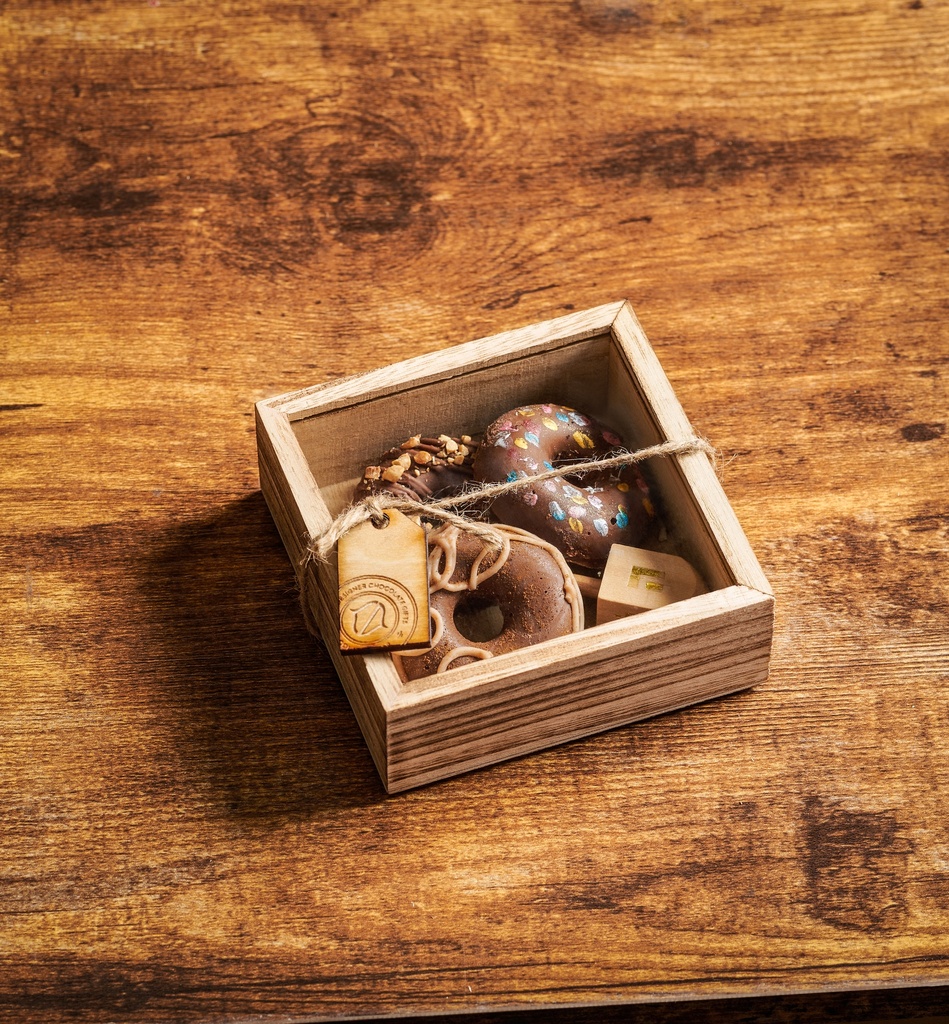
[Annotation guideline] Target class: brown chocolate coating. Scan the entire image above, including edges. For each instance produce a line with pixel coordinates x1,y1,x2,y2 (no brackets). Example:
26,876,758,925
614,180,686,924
471,403,656,570
393,524,583,681
354,434,479,502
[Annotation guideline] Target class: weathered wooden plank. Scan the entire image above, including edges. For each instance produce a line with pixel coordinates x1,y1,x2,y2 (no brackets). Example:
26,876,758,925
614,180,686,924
1,0,947,1020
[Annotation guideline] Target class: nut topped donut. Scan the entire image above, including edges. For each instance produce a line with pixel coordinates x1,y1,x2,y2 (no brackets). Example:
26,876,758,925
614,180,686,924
393,523,583,682
471,403,655,570
355,433,479,502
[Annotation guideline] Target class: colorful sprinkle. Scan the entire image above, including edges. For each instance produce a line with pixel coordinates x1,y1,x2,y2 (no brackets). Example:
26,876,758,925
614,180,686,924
616,481,630,492
573,431,595,450
523,491,538,506
642,497,655,517
542,417,558,430
593,518,609,537
506,470,519,483
587,494,604,509
602,429,623,446
524,431,540,447
514,437,529,450
543,460,555,471
541,404,553,414
615,506,629,529
549,501,566,521
568,517,584,534
556,411,570,423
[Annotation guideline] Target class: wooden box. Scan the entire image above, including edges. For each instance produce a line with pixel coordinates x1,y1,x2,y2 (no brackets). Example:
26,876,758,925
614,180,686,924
256,301,774,793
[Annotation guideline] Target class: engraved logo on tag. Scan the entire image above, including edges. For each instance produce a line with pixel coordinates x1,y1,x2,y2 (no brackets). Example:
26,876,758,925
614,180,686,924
339,575,420,649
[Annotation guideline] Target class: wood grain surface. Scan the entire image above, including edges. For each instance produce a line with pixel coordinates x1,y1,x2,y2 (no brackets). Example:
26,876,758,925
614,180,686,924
1,1,947,1022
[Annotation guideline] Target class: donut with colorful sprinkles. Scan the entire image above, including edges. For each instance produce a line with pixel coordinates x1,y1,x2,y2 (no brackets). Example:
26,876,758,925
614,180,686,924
471,403,656,570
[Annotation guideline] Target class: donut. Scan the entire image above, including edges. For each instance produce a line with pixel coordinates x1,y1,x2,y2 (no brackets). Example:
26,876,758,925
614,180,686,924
393,522,583,681
471,403,656,570
354,433,479,501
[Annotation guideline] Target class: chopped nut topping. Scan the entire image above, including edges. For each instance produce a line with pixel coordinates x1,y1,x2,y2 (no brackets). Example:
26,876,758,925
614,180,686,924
458,444,469,457
382,465,405,482
414,450,434,465
395,453,413,469
461,435,472,444
452,453,465,465
443,438,459,453
401,435,421,449
364,466,382,481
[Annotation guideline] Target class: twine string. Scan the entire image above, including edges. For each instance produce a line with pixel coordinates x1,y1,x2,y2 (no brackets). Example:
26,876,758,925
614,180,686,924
306,434,716,564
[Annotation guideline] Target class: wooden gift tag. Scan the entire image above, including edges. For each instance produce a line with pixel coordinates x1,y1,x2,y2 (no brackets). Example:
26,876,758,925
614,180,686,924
337,510,432,652
595,544,705,625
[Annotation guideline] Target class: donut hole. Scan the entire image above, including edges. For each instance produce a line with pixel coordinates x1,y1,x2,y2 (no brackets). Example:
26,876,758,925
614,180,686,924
551,450,593,487
453,594,505,643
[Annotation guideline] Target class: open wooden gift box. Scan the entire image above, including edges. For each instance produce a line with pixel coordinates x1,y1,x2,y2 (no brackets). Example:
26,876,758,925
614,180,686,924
256,300,774,793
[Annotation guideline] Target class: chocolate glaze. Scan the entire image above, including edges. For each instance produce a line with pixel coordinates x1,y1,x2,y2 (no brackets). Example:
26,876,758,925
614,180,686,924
471,403,656,570
354,434,479,501
393,523,583,681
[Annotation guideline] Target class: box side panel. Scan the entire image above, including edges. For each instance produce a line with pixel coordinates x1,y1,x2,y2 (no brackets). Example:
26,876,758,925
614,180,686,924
677,451,774,595
277,301,625,419
608,302,697,440
291,333,614,516
603,345,734,592
607,303,772,595
257,401,398,782
325,647,393,785
256,402,330,569
384,587,774,791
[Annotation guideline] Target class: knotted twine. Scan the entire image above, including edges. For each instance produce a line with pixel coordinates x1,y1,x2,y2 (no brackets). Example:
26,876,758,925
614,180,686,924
297,434,718,636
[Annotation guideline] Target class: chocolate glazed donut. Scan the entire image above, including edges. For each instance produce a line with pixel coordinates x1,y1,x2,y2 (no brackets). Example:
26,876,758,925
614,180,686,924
471,404,656,570
354,434,479,501
393,523,583,682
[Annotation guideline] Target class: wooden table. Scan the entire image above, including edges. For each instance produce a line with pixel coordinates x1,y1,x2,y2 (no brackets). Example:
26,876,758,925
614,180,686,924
2,2,947,1021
